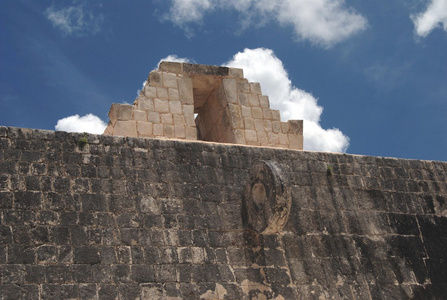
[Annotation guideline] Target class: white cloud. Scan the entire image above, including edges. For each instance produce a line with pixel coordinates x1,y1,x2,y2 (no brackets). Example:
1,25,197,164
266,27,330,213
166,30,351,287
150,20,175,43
162,0,367,47
276,0,367,46
165,0,212,24
411,0,447,37
225,48,349,152
55,114,107,134
45,4,104,36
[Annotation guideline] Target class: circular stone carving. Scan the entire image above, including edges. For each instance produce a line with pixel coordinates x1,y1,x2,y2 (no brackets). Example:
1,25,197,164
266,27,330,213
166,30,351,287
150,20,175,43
243,160,291,234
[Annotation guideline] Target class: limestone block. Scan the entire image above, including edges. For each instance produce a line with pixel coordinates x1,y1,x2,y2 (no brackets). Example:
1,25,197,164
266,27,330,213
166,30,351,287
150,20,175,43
251,107,263,119
268,132,279,144
153,124,163,136
149,71,162,87
278,133,289,145
178,77,193,105
163,72,178,88
245,130,257,142
133,110,147,122
137,122,153,136
288,120,303,135
259,95,270,108
250,82,262,94
147,111,160,123
164,125,174,137
183,105,195,126
238,93,249,106
154,99,170,113
254,119,265,132
272,122,281,133
257,131,268,143
222,79,237,104
229,67,243,78
271,110,281,121
237,79,250,93
264,120,272,132
174,125,186,138
173,114,185,125
241,106,251,118
262,108,272,120
244,118,255,130
228,104,243,129
169,101,182,114
219,110,231,133
161,113,173,125
144,85,157,98
109,104,133,123
159,61,182,73
281,122,290,133
185,126,197,140
168,88,179,100
233,129,245,144
249,95,260,107
289,133,303,149
157,87,168,100
214,83,226,108
113,120,137,137
138,98,154,111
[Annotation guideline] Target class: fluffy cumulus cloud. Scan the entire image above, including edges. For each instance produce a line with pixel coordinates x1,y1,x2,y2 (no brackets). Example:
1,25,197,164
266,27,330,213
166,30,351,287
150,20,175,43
157,55,193,67
411,0,447,37
45,4,104,36
163,0,367,46
55,114,107,134
225,48,349,152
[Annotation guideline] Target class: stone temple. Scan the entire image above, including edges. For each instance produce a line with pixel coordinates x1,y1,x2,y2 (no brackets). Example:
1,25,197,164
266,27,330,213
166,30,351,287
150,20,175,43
0,62,446,299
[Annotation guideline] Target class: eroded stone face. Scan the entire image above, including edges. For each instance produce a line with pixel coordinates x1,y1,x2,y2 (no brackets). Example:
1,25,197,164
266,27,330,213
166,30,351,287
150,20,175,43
243,160,292,234
104,61,303,150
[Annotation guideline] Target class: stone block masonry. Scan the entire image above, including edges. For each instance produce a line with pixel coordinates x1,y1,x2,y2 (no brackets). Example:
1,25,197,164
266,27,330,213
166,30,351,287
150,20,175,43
104,62,303,150
1,126,447,299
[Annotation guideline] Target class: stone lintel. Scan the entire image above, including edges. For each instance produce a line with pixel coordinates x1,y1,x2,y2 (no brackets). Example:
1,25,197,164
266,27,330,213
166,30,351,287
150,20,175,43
183,63,229,76
159,61,182,74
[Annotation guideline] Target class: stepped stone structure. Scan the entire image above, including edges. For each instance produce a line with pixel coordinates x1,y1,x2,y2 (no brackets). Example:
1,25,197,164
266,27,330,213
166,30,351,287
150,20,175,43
104,62,303,150
1,64,447,299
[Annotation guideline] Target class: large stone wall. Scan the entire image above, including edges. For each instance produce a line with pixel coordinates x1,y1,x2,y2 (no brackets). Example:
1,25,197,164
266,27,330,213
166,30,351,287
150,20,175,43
0,126,446,299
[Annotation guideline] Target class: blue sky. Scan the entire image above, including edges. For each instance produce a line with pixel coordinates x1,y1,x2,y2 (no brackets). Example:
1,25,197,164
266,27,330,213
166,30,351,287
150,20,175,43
1,0,447,161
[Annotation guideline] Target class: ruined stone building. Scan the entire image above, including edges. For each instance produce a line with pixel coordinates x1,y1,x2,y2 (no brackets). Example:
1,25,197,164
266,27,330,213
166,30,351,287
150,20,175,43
0,63,446,299
104,62,303,150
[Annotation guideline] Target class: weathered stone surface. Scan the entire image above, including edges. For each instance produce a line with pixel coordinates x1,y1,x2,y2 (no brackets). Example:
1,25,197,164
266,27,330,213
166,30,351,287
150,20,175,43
183,63,229,76
0,126,446,299
243,160,291,234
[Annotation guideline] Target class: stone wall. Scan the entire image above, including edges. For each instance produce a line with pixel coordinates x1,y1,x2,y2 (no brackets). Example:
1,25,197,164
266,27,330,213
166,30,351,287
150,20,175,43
1,126,446,299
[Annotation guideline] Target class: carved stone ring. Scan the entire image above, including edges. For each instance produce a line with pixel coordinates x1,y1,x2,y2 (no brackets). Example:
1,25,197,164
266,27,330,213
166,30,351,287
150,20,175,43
243,160,292,234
